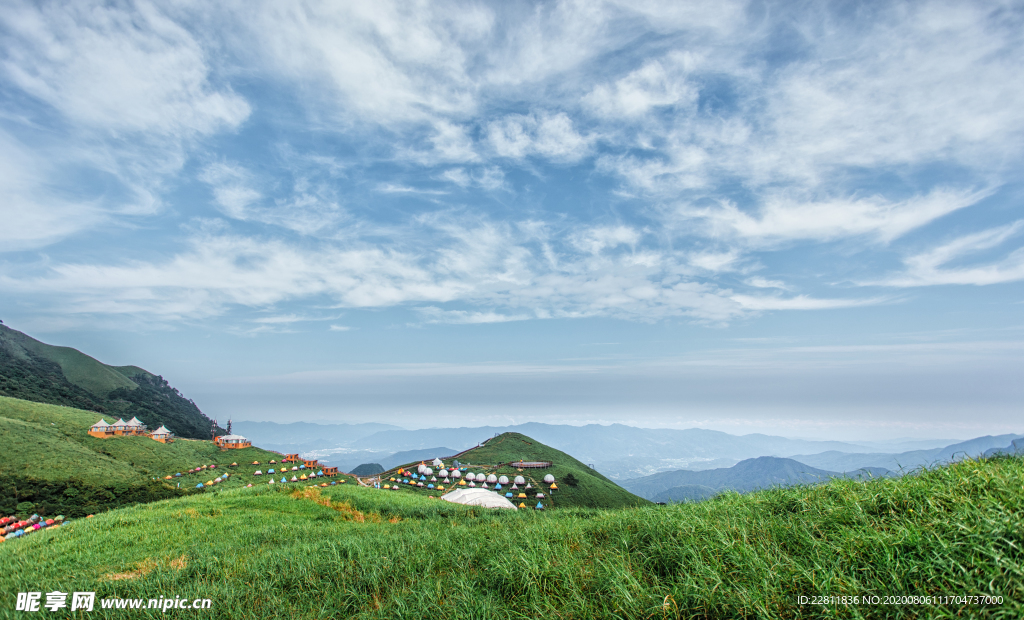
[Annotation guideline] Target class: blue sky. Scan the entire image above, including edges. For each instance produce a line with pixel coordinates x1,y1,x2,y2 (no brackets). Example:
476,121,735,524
1,1,1022,440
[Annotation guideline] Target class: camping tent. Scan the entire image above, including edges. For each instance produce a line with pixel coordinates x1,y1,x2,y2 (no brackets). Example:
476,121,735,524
514,476,526,485
441,488,518,510
451,470,461,478
544,474,555,483
486,474,498,483
253,470,262,475
498,476,509,484
466,473,476,481
439,469,449,478
432,458,444,467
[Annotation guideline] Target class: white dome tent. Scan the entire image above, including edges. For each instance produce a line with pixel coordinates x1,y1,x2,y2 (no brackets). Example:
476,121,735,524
466,473,476,481
451,470,461,479
543,474,555,484
439,469,449,478
417,464,427,475
514,476,526,485
424,467,433,476
498,476,509,485
441,488,517,510
432,458,444,468
486,474,498,483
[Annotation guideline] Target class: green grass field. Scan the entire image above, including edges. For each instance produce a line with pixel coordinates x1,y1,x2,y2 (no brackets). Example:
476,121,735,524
1,453,1020,619
382,432,648,509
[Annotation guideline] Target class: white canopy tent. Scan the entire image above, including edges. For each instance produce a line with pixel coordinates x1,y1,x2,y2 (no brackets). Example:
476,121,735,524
441,488,518,510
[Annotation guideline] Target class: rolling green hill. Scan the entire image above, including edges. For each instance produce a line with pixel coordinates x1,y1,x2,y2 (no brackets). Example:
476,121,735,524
0,324,222,439
383,432,649,509
0,453,1019,619
0,395,291,517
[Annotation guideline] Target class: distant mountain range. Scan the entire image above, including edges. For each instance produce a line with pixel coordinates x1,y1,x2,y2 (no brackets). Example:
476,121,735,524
788,434,1024,473
235,420,893,479
622,456,892,502
0,324,221,439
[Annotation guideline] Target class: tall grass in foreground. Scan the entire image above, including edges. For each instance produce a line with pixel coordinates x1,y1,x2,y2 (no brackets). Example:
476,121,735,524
1,455,1021,619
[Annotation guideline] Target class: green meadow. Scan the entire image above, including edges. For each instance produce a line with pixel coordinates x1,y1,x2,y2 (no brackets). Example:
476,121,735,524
2,453,1020,619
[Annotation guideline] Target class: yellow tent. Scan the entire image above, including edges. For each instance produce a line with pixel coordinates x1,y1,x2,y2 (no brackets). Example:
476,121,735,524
164,475,172,479
204,480,213,486
550,483,558,490
299,474,308,480
458,480,467,486
383,484,390,489
518,493,527,498
518,503,527,508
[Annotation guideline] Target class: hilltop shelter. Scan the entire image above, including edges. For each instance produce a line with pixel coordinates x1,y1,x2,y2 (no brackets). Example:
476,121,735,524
88,419,114,438
215,434,252,449
322,467,339,477
440,488,517,510
151,425,174,443
283,454,300,462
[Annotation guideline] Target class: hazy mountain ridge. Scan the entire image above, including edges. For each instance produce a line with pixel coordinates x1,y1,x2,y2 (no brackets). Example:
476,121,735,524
789,434,1024,473
242,420,882,479
622,456,892,502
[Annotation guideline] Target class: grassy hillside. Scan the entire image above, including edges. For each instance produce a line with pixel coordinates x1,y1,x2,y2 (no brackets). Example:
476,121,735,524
0,395,292,517
382,432,648,509
1,454,1020,619
0,324,223,439
0,415,142,484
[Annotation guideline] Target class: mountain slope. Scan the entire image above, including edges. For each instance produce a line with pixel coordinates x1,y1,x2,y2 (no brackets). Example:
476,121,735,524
624,456,841,501
0,324,220,439
0,395,284,517
439,432,649,509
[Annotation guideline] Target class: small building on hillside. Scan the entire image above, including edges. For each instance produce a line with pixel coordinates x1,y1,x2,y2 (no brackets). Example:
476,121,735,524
151,425,175,443
214,434,252,449
88,419,115,438
283,454,300,463
322,466,339,477
303,459,319,469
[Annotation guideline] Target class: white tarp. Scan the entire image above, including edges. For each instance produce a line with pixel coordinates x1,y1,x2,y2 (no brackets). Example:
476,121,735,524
441,488,518,510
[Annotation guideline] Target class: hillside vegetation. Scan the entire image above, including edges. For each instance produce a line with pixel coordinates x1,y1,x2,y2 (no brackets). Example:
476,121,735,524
0,396,284,517
381,432,648,509
1,454,1020,619
0,324,221,439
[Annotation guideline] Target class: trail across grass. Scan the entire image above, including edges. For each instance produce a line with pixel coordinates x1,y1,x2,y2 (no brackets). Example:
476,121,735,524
2,454,1020,619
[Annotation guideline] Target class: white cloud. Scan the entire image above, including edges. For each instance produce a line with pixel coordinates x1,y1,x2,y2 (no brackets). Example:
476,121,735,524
873,221,1024,287
745,277,789,290
416,307,532,325
488,112,592,163
583,52,700,118
570,226,641,254
329,325,351,331
1,0,249,137
677,188,990,246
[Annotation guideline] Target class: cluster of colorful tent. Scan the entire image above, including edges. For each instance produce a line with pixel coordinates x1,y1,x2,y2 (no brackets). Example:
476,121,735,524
194,472,231,488
165,462,244,480
251,469,336,486
1,514,68,542
385,459,555,509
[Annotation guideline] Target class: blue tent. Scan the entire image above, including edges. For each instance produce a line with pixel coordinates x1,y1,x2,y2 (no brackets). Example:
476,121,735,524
174,473,181,477
196,484,204,488
427,484,435,489
268,469,275,474
495,483,502,490
281,477,287,483
536,502,544,509
299,465,306,469
330,481,337,485
505,492,513,498
317,470,323,476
